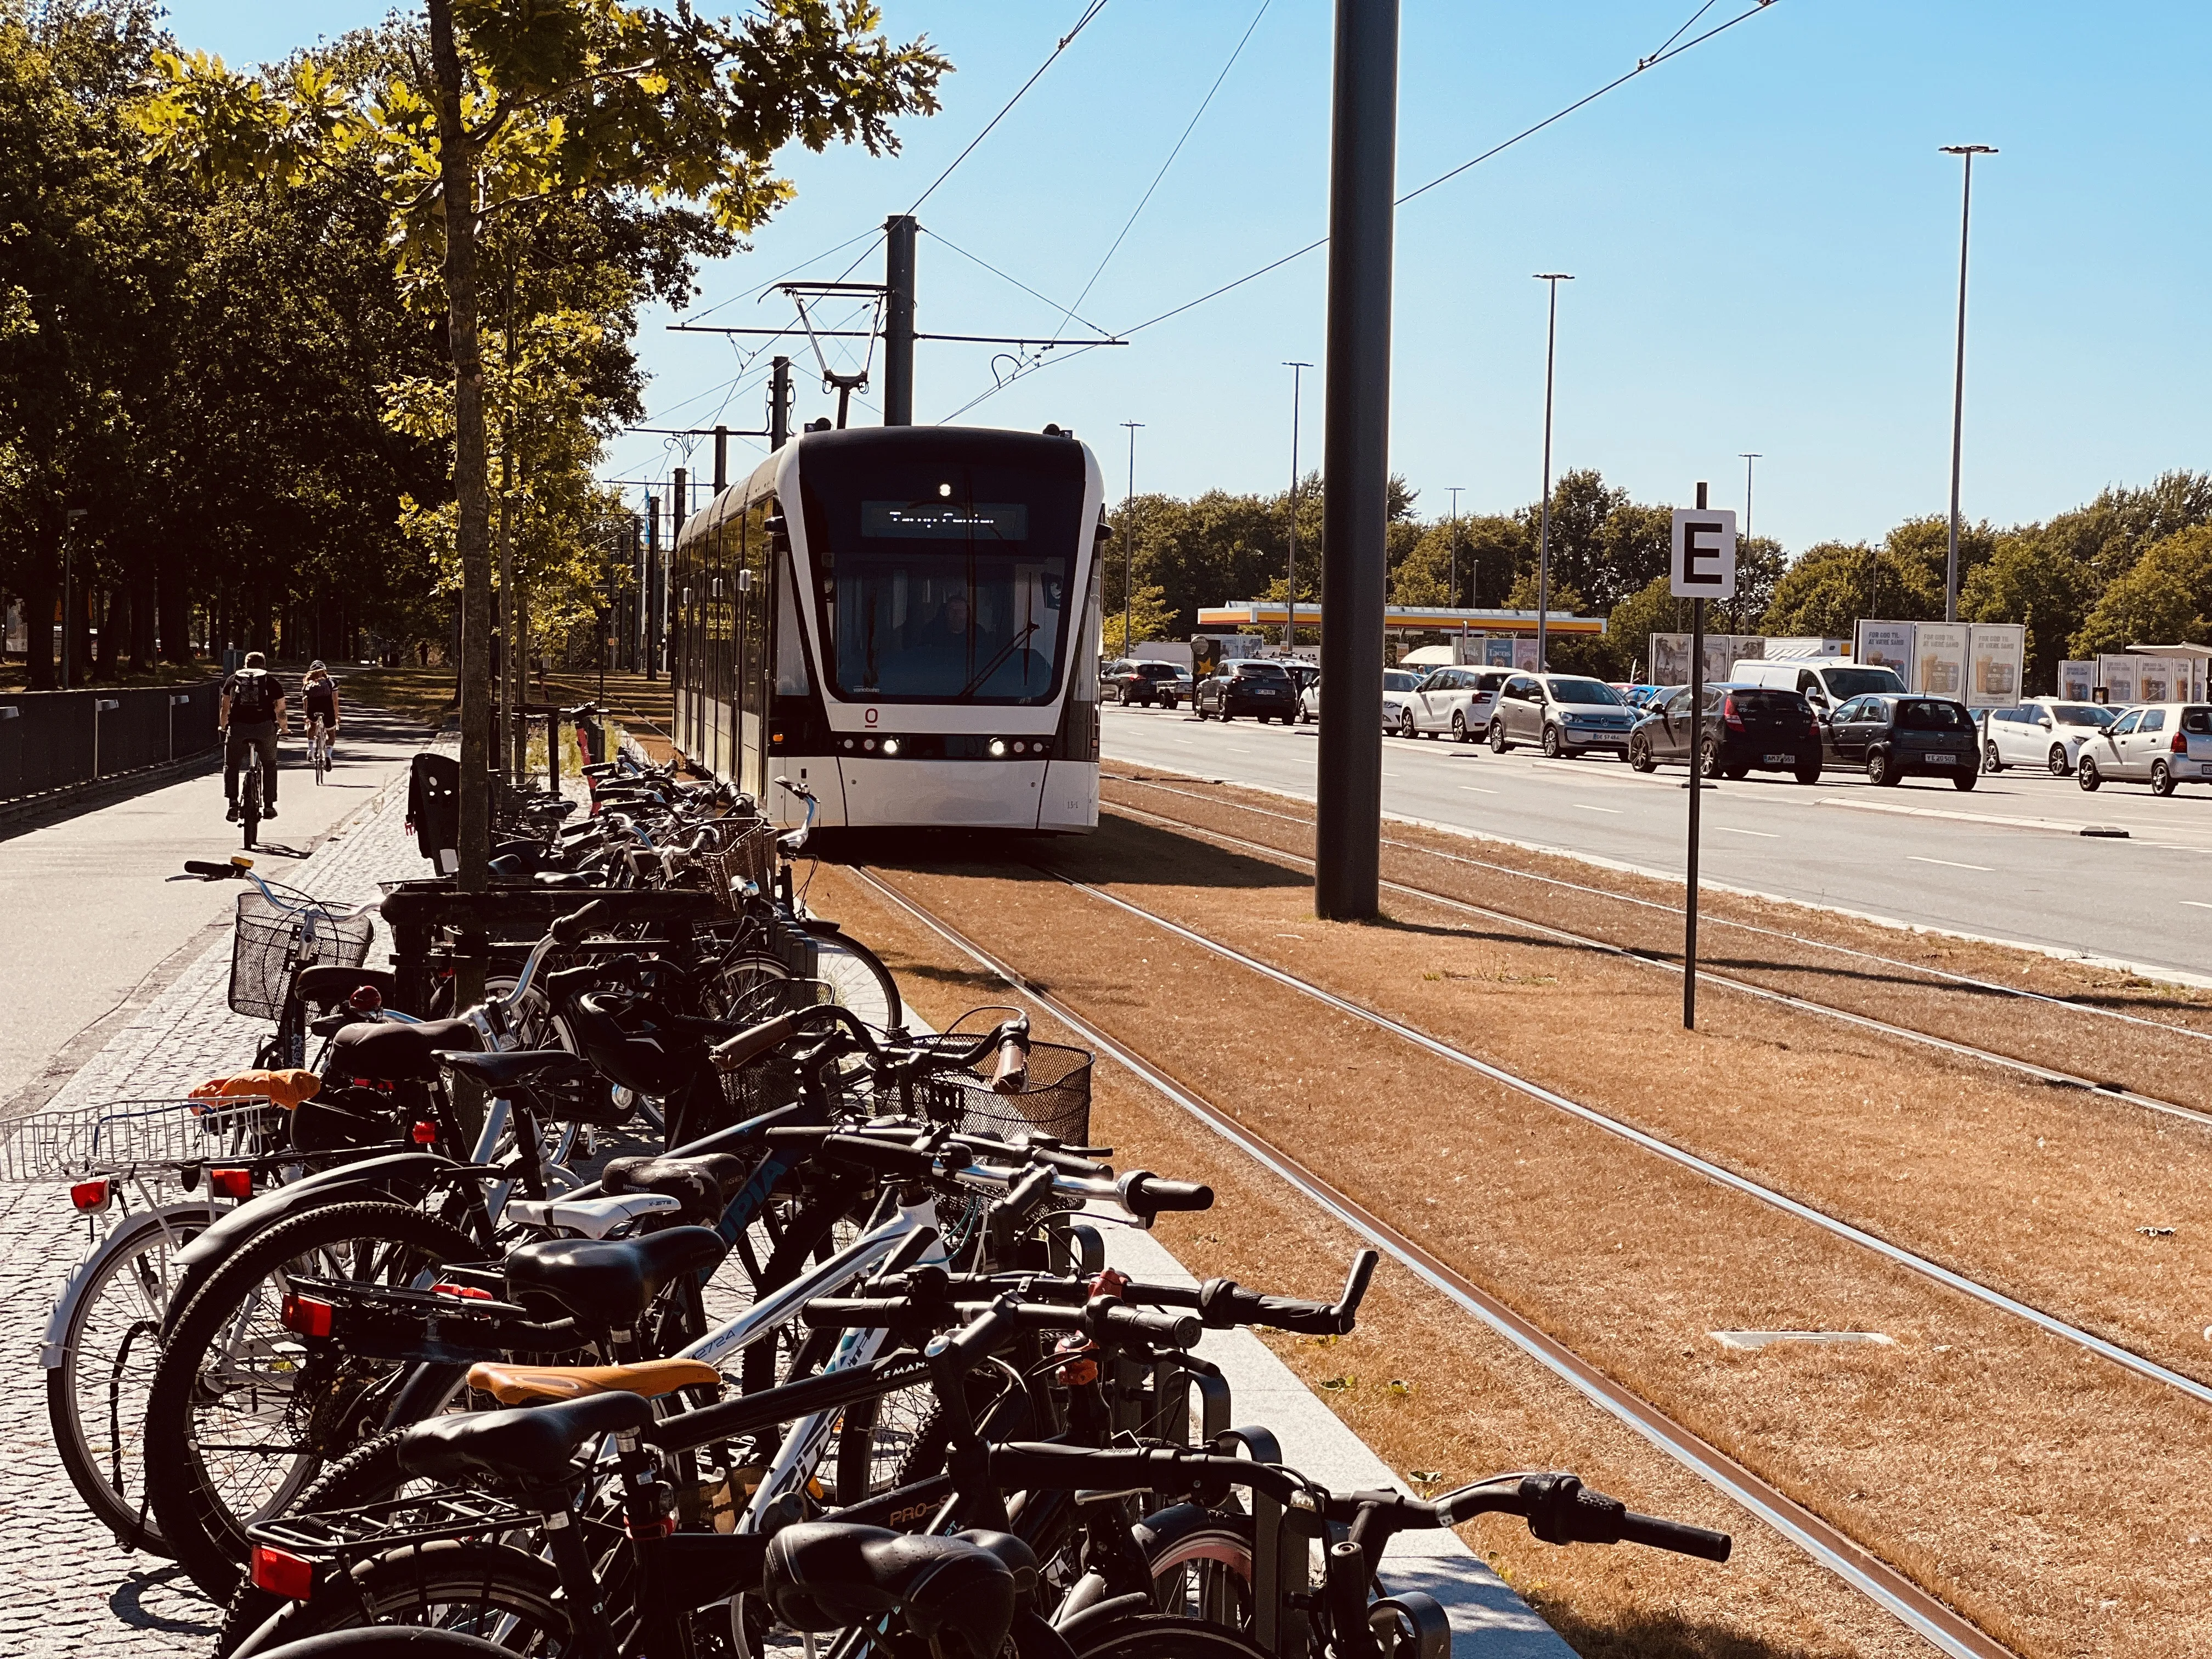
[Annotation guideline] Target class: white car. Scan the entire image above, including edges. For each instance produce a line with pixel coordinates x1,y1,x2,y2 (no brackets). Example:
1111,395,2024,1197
1979,699,2118,776
1380,669,1425,733
1397,666,1510,743
2074,703,2212,795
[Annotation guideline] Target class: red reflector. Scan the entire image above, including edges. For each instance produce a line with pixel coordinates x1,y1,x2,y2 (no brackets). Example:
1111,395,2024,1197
210,1167,253,1200
251,1544,316,1601
69,1178,112,1212
411,1121,438,1145
347,984,384,1012
431,1282,493,1300
280,1294,335,1338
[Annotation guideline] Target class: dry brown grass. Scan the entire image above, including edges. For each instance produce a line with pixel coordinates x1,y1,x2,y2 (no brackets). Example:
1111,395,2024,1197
801,839,2212,1659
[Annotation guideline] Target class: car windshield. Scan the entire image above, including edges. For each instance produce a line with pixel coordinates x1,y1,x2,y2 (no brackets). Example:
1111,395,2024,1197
1820,666,1906,699
1383,671,1423,691
1898,699,1970,731
1547,678,1622,706
1137,663,1180,679
2052,704,2116,727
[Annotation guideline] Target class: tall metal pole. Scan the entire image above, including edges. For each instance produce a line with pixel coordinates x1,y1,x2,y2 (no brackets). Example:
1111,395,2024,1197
1940,145,1995,624
1314,0,1398,922
1283,362,1311,650
1446,485,1463,610
1685,481,1708,1030
1736,453,1759,635
1119,421,1143,655
713,425,728,498
769,356,792,450
644,493,658,684
883,214,917,426
1532,274,1572,672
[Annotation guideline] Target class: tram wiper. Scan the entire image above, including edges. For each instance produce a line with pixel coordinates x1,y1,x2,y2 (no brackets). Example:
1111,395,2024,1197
956,621,1040,698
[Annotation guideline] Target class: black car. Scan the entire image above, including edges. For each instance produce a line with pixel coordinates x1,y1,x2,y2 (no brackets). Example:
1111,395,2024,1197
1098,659,1185,707
1822,693,1979,789
1195,658,1298,723
1628,683,1822,782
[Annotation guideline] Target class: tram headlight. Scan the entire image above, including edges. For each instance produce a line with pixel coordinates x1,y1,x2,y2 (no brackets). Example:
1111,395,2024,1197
881,739,900,757
989,739,1007,758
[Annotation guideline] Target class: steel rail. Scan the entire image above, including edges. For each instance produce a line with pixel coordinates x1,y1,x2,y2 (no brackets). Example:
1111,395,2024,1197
845,864,2019,1659
1103,793,2212,1134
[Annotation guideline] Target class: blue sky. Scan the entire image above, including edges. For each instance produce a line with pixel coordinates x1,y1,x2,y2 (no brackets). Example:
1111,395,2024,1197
163,2,2212,555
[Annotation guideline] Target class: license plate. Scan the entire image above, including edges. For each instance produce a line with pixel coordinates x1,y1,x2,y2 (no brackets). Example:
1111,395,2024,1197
1928,753,1956,766
2199,763,2212,777
1763,753,1789,765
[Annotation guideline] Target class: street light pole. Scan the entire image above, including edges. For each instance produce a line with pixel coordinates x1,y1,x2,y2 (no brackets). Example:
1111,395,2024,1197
1283,362,1311,650
1120,421,1143,656
1736,453,1760,634
1940,144,1995,624
1532,274,1572,672
1446,485,1463,610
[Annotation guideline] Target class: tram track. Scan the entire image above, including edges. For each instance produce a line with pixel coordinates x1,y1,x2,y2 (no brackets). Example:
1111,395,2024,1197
1103,771,2212,1113
844,862,2022,1659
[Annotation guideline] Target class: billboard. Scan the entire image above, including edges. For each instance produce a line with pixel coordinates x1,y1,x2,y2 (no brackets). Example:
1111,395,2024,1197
2098,654,2139,705
2057,659,2097,703
1484,635,1515,668
2131,657,2179,704
1912,623,1968,698
1649,633,1691,684
1855,621,1915,683
1513,636,1542,672
1965,623,2025,707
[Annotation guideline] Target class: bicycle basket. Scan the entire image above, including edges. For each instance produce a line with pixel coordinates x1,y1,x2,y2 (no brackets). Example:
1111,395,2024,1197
698,820,781,912
229,890,375,1022
918,1041,1092,1148
0,1096,286,1183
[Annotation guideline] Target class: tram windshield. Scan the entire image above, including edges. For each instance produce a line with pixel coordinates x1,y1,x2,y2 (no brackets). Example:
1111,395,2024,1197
802,444,1086,705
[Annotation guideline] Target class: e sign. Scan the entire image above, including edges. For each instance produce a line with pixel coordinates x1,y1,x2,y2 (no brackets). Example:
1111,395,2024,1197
1670,507,1738,600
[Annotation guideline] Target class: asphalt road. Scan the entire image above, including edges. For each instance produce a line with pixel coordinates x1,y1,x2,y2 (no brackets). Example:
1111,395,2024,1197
0,706,433,1113
1099,701,2212,984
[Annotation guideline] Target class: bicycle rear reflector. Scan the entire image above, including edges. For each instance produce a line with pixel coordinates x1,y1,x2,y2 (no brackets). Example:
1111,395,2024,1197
250,1544,315,1601
69,1178,111,1212
412,1121,438,1144
210,1167,253,1199
280,1294,335,1338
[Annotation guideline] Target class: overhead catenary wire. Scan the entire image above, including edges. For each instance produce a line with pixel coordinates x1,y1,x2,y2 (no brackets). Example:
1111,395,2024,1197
905,0,1110,216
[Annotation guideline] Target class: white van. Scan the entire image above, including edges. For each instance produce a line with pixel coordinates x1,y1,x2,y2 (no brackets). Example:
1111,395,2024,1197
1729,657,1906,713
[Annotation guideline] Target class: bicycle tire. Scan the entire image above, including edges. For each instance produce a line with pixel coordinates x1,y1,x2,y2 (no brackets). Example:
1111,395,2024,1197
241,1631,520,1659
47,1204,215,1554
144,1200,488,1598
1062,1612,1274,1659
216,1432,417,1656
1137,1504,1256,1628
232,1539,569,1657
241,766,262,851
810,933,901,1031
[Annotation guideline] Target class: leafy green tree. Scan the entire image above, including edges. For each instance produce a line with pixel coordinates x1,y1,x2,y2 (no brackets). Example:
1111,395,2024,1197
1101,584,1175,657
1606,574,1677,681
1760,541,1943,637
1961,534,2095,691
2071,524,2212,656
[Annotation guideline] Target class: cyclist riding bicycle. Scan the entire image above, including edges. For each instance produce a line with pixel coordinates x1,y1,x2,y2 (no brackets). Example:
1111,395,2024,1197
221,651,287,823
301,661,340,757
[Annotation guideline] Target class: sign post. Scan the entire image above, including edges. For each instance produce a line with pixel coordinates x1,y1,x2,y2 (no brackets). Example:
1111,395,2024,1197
1671,485,1737,1030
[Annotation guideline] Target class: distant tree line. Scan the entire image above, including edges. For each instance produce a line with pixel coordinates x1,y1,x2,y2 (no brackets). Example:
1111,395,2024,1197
1106,466,2212,687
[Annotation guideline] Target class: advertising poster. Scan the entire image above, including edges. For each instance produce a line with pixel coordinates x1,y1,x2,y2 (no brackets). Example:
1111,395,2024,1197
2132,658,2176,704
1484,635,1516,668
2098,654,2139,706
1453,633,1483,666
1726,635,1767,668
1648,633,1692,684
1513,636,1542,672
1855,621,1916,685
1913,623,1968,699
1703,635,1734,685
2057,660,2097,703
1965,623,2025,708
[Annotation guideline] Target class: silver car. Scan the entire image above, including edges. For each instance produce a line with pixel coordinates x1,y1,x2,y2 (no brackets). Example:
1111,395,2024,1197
1488,673,1637,758
2075,703,2212,795
1979,699,2116,776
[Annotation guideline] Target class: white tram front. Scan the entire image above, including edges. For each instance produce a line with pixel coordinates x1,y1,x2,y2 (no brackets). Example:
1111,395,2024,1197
670,426,1104,832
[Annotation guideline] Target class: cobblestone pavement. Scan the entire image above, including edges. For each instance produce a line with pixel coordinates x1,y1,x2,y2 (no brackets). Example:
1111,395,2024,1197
0,771,429,1654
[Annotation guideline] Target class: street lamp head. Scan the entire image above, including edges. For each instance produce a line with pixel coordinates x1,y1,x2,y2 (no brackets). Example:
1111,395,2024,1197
1532,272,1575,282
1940,144,1998,156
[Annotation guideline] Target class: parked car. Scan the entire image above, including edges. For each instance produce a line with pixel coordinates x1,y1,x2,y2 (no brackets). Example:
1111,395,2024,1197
2074,703,2212,794
1099,659,1187,707
1978,700,2117,775
1487,673,1637,758
1821,693,1980,788
1730,657,1907,716
1282,661,1319,698
1628,683,1823,782
1154,665,1195,708
1391,666,1507,742
1194,658,1300,722
1380,669,1425,732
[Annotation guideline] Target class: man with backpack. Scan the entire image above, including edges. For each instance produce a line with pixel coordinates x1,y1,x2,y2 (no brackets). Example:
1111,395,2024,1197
221,651,288,821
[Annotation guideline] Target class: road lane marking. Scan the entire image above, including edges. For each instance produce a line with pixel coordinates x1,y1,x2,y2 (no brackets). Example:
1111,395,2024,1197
2186,901,2212,911
1460,786,1498,795
1909,855,1994,872
1718,826,1779,838
1573,804,1622,815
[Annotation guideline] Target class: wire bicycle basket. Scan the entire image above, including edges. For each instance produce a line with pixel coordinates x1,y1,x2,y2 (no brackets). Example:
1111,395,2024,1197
229,889,375,1023
0,1097,286,1184
918,1041,1092,1148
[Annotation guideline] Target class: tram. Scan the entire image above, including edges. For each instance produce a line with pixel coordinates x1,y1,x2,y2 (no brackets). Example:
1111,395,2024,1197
670,425,1105,832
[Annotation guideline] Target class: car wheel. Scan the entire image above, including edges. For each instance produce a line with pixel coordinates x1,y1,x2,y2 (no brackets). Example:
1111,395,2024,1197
1984,740,2002,773
2078,754,2101,792
1795,761,1821,785
1699,737,1723,779
1725,763,1752,781
1489,720,1511,753
1541,726,1564,759
1120,685,1135,705
1299,704,1313,724
2048,744,2069,776
1628,735,1655,774
1867,747,1897,787
1451,712,1470,743
1194,703,1209,721
2152,760,2177,797
1954,770,1978,792
1398,709,1415,740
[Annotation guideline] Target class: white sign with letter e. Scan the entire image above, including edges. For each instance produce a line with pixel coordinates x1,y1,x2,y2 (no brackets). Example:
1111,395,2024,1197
1670,508,1738,600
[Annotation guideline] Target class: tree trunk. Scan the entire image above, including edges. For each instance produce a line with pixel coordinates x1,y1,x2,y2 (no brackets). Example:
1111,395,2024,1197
21,553,56,691
95,582,125,677
130,557,157,674
159,561,191,665
428,0,492,891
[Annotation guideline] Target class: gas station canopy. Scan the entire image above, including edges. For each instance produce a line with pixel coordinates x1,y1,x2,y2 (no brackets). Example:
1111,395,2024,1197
1196,601,1606,637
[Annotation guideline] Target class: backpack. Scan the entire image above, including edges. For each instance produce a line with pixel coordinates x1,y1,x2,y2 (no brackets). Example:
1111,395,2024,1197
229,669,277,725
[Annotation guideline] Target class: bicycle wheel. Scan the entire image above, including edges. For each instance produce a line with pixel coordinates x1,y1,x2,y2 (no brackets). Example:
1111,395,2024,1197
810,934,901,1031
242,1631,520,1659
144,1200,488,1598
1138,1504,1256,1628
704,950,797,1024
232,1540,570,1657
47,1203,215,1554
1063,1613,1274,1659
241,768,262,850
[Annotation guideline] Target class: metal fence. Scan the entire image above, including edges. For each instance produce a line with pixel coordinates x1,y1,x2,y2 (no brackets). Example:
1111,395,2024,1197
0,681,223,801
